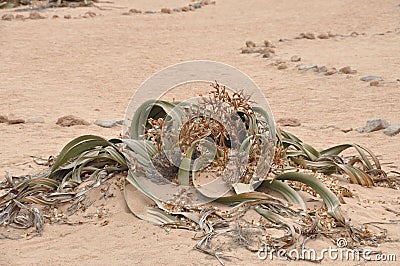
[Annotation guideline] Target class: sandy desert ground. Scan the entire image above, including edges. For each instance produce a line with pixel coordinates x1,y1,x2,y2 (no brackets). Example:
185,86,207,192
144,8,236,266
1,0,400,265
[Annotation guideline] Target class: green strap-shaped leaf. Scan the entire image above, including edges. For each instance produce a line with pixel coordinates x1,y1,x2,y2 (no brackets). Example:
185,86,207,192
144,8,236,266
259,180,306,210
275,172,345,224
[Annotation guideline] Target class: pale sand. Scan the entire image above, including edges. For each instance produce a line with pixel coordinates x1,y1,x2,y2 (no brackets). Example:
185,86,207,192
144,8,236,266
0,0,399,264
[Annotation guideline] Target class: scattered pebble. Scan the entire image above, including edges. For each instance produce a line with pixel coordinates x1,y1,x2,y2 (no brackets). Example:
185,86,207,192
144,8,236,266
94,120,122,128
358,119,389,133
15,14,25,20
29,11,45,20
271,58,283,65
161,8,172,14
64,15,72,19
129,8,142,14
56,115,89,127
0,115,8,123
190,3,202,9
328,32,337,37
304,32,315,39
173,8,181,12
2,14,14,21
355,127,365,133
181,6,191,12
8,119,25,125
256,47,275,54
241,47,254,54
339,66,357,74
264,40,275,48
201,0,212,5
297,32,315,39
262,53,270,58
384,125,400,136
317,33,330,39
277,118,301,127
318,66,328,73
320,125,338,130
341,128,353,133
85,11,96,18
290,55,301,62
298,65,317,71
26,117,45,124
370,81,379,86
245,41,256,48
277,63,288,70
325,68,337,75
360,76,383,82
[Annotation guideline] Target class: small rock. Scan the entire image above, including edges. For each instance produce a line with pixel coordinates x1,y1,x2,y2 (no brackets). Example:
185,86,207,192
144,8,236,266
271,58,283,65
64,15,72,19
56,115,89,127
241,47,254,54
384,125,400,136
262,53,270,58
320,125,338,130
290,55,301,62
341,128,353,133
29,11,45,20
350,31,359,37
190,3,202,9
325,68,337,75
299,32,315,39
264,40,275,48
355,127,365,133
362,119,390,133
360,76,383,82
277,63,288,70
52,15,59,19
200,0,210,5
181,6,190,12
161,8,172,14
15,14,25,20
328,31,337,37
129,9,142,14
85,11,96,17
298,65,318,71
339,66,357,74
370,81,379,86
173,8,181,12
318,66,328,73
317,33,329,39
94,120,121,128
8,119,25,124
26,117,45,124
245,41,256,48
277,118,301,127
256,47,275,54
304,33,315,39
2,14,14,21
0,115,8,123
